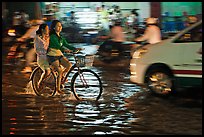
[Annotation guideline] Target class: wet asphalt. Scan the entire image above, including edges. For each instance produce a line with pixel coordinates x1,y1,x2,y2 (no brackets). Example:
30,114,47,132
2,43,202,135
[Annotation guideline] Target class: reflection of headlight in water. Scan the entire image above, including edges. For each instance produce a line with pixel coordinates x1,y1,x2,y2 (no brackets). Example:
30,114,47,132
8,29,16,36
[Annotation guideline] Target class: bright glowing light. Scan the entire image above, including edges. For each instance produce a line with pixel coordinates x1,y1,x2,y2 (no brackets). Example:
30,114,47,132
8,29,16,36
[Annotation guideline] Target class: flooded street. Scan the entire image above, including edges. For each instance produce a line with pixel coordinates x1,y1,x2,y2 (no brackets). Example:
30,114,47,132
2,1,202,134
2,44,202,135
2,65,202,135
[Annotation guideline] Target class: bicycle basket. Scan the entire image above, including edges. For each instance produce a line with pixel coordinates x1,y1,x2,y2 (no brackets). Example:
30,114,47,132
77,55,94,67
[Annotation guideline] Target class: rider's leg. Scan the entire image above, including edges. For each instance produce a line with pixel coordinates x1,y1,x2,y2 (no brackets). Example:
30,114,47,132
37,57,51,88
60,56,72,77
51,60,64,94
22,48,36,73
38,68,51,88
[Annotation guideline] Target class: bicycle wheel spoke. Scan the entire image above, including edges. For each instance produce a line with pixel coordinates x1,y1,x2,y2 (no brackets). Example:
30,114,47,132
71,70,102,100
31,67,56,97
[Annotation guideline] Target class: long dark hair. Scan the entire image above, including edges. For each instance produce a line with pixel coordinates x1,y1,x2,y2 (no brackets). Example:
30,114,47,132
36,23,48,36
50,20,61,36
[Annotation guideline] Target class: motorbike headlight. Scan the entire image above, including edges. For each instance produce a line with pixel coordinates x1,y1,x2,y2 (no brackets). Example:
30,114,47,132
132,48,148,59
8,29,16,36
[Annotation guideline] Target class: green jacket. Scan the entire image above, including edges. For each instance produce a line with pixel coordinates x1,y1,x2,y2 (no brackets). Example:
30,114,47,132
49,33,76,52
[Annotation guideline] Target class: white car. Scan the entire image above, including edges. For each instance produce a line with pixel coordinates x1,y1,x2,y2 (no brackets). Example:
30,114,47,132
130,20,202,95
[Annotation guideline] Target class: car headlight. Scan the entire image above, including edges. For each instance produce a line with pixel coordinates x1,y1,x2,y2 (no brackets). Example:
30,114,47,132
130,59,137,74
132,48,148,59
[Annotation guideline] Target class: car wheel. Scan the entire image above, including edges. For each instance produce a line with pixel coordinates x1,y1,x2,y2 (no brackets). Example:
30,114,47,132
145,68,174,96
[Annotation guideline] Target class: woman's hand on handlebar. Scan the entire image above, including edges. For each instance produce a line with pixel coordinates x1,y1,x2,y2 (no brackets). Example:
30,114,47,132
74,48,85,54
64,48,84,54
75,48,84,52
64,49,72,53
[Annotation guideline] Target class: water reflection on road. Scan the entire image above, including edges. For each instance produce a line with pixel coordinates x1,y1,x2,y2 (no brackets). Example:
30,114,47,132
2,67,202,135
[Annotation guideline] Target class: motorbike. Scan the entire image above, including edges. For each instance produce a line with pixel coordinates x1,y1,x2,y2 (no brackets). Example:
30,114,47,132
93,39,138,67
133,24,146,38
6,38,37,72
3,24,30,45
92,24,146,67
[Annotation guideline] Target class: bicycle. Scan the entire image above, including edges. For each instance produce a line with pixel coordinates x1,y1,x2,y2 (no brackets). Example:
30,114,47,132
29,49,103,101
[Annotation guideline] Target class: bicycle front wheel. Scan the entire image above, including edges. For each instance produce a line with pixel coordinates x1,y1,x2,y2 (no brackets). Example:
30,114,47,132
71,69,103,101
31,67,56,97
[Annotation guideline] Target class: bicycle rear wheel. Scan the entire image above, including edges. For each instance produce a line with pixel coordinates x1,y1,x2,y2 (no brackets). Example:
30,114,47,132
71,69,103,101
31,67,56,97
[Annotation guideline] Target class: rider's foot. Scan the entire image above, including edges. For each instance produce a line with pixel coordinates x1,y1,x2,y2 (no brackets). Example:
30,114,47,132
38,81,43,89
57,89,65,94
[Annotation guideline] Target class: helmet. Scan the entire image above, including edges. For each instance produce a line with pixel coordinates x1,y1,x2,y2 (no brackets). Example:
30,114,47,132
146,17,157,25
187,16,198,24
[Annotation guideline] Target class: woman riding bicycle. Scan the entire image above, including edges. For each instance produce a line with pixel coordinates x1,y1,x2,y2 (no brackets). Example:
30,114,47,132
33,23,51,89
47,20,81,94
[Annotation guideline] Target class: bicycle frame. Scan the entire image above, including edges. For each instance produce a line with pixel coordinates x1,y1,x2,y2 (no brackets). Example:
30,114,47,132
61,51,88,86
30,49,103,100
30,50,81,82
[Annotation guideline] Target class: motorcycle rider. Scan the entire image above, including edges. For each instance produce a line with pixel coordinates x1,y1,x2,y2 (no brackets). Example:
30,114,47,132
12,10,30,36
19,10,29,27
17,19,44,73
134,17,161,44
131,17,162,55
98,19,126,59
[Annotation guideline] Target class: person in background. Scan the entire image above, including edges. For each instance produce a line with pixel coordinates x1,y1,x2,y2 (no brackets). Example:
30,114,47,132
98,20,126,55
108,9,117,28
110,20,127,53
114,5,122,20
99,5,110,32
17,19,44,42
17,19,44,73
70,11,76,24
19,10,30,28
132,9,139,27
127,10,137,33
131,17,162,56
185,15,198,27
47,20,81,94
109,20,126,43
33,23,51,88
134,17,161,44
12,11,21,26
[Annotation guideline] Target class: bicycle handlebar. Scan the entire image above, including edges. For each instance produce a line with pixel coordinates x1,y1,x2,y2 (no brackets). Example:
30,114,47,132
122,41,137,45
64,48,85,55
74,48,85,54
